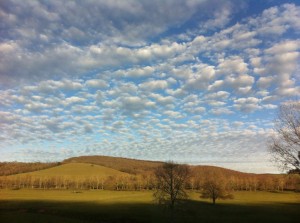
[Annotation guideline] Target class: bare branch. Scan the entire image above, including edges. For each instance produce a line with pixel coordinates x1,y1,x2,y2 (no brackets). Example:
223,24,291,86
153,162,190,210
269,101,300,172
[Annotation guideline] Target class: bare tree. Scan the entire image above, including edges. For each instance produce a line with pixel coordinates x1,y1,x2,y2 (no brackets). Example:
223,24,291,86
200,171,233,205
269,101,300,173
153,162,190,211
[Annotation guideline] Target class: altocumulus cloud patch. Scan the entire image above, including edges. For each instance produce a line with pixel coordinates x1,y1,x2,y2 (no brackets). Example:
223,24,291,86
0,0,299,173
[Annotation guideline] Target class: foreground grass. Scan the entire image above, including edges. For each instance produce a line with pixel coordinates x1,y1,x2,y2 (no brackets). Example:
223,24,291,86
0,189,299,223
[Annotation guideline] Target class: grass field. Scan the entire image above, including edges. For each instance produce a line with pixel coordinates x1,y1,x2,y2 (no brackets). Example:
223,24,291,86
0,189,299,223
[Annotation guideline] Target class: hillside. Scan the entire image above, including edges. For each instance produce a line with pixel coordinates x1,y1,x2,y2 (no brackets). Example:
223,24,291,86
15,163,130,178
1,163,133,190
0,162,60,176
191,165,251,178
63,155,248,177
63,155,163,175
1,155,272,178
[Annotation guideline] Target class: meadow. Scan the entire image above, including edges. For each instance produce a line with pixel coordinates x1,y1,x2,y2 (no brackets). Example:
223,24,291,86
0,189,299,223
1,158,299,222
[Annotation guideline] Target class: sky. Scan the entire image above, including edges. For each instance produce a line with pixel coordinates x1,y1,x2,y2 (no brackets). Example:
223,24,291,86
0,0,300,173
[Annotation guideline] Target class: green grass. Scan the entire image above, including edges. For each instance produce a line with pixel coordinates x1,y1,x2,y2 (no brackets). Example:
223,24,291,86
0,189,299,223
15,163,130,177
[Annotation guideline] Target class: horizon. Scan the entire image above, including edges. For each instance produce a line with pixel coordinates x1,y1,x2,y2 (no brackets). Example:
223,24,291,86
1,0,300,174
0,154,281,175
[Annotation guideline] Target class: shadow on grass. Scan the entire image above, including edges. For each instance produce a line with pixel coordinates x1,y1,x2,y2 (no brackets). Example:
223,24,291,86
0,199,299,223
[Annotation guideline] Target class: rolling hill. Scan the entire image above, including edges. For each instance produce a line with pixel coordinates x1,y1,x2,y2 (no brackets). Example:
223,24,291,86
0,162,60,176
63,155,163,175
15,163,130,178
1,155,270,178
63,155,249,177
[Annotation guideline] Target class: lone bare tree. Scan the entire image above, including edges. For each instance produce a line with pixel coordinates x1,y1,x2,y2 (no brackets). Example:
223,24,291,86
269,101,300,173
153,162,190,212
200,172,233,205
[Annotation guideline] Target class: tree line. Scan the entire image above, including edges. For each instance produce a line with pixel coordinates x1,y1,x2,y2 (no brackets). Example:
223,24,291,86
0,162,61,176
0,170,298,192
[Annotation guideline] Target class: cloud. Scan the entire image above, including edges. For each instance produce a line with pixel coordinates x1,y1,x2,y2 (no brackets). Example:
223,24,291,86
184,65,216,91
205,91,230,100
225,74,254,93
139,80,169,91
0,0,252,88
119,96,156,116
24,102,50,113
85,79,109,88
210,107,234,115
256,4,300,36
234,97,261,113
200,4,232,30
150,93,175,106
265,40,300,54
164,110,184,119
257,76,274,89
256,39,300,96
115,66,155,78
61,96,86,106
1,1,299,173
217,56,248,75
1,0,208,45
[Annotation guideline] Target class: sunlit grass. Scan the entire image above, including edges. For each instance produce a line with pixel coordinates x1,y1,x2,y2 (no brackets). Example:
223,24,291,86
15,163,129,177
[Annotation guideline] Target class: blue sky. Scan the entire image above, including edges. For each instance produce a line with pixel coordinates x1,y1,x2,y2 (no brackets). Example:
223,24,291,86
0,0,299,173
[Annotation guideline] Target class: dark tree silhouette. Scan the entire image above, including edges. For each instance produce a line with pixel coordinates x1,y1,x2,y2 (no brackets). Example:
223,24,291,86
269,101,300,173
153,162,190,212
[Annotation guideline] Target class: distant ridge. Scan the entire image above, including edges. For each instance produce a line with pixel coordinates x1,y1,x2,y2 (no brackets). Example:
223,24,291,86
1,155,270,176
63,155,252,177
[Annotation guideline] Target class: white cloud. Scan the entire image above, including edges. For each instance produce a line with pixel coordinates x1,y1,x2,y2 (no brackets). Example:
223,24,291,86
257,76,274,89
72,105,98,114
1,1,299,173
120,96,156,115
256,4,300,36
250,57,261,67
184,65,216,91
208,80,224,91
61,96,86,106
207,100,226,107
164,110,183,119
139,80,169,91
210,107,234,115
85,79,109,88
265,40,300,54
217,56,248,75
256,39,300,96
201,6,232,30
166,88,187,97
0,42,19,54
226,74,254,92
205,91,230,100
116,66,155,78
234,97,261,113
150,93,175,106
185,106,206,114
24,102,50,113
275,86,300,97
